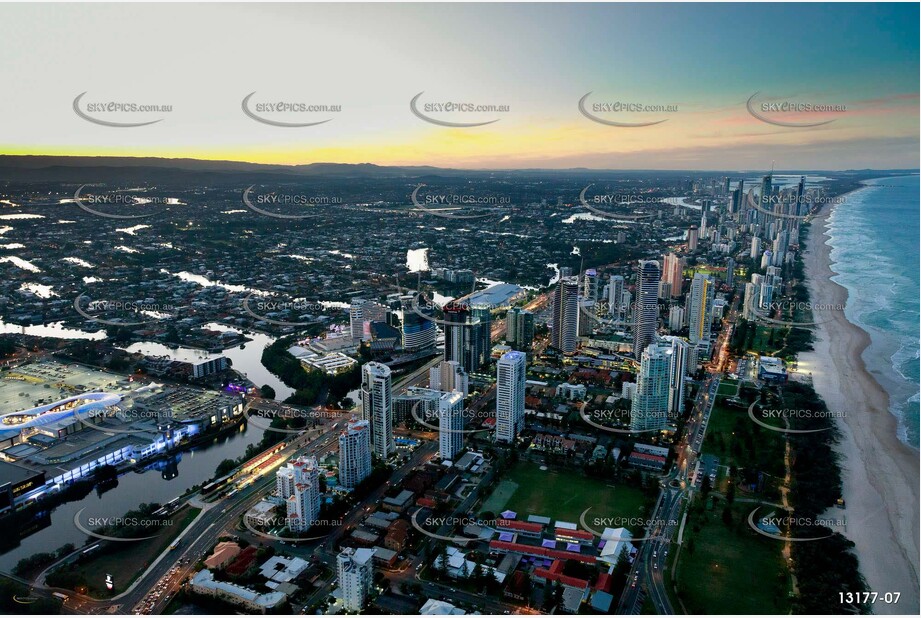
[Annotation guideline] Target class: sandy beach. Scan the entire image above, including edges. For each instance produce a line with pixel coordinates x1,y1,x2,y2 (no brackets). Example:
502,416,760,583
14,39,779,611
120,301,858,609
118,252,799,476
799,204,920,614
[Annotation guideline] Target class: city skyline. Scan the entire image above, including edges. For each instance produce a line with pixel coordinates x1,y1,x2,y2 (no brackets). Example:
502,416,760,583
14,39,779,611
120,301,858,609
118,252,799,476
0,3,917,170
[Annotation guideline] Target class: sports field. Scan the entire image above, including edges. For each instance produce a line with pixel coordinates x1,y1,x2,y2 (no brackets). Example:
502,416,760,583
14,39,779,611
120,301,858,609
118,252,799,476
480,462,649,525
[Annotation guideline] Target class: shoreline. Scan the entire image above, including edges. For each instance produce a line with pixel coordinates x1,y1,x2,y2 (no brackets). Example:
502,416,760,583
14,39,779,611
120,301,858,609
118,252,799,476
799,194,919,614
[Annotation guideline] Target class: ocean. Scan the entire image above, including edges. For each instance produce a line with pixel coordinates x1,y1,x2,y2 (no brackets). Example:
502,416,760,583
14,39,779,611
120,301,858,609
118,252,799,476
826,174,920,448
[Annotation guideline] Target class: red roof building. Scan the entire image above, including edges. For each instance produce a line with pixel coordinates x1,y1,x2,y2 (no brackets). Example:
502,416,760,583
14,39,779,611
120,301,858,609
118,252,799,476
497,519,544,537
489,540,596,564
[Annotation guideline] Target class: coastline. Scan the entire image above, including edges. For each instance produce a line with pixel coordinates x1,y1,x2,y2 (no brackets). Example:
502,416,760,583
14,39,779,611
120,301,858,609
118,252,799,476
799,196,920,614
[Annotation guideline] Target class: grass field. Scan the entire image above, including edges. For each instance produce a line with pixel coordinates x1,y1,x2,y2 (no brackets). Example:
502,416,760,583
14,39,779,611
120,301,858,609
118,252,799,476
701,396,785,477
716,380,739,396
50,506,201,597
676,502,790,614
480,462,649,526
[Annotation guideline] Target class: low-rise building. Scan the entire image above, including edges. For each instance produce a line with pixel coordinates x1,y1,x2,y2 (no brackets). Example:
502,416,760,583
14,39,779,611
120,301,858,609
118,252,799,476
190,570,286,613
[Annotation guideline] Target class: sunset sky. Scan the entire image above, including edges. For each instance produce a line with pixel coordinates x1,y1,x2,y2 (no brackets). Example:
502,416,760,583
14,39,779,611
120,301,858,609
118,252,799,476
0,2,918,170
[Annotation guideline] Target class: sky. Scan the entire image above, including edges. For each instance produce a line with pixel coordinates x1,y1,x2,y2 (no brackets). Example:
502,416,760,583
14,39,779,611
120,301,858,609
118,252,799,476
0,2,918,170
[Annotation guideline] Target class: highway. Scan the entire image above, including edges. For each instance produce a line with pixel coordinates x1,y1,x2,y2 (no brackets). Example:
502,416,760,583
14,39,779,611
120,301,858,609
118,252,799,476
37,355,442,615
616,294,735,614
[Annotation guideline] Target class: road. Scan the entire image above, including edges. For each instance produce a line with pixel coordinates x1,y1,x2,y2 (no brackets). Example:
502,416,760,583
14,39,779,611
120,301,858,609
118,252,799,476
616,293,735,615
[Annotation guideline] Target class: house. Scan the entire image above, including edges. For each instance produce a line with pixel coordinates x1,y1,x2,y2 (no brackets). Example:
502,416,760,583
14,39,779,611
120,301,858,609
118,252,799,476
204,541,241,569
384,519,411,551
382,490,415,513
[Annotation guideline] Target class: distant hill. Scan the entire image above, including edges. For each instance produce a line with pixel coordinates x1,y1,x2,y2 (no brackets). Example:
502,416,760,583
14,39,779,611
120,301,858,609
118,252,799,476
0,155,914,185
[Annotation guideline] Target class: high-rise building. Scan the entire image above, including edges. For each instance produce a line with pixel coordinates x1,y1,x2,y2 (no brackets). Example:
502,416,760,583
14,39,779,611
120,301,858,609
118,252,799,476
495,351,526,443
394,386,442,425
660,336,689,416
583,269,599,301
742,282,758,320
687,274,714,345
361,362,393,459
726,257,736,287
661,253,684,298
438,390,465,461
443,304,485,372
631,342,672,432
550,276,579,354
399,297,436,352
471,304,492,369
338,419,372,489
429,360,469,397
337,548,376,612
750,236,761,260
350,299,387,340
668,305,685,331
632,260,661,358
687,226,699,251
505,307,535,351
608,275,625,317
578,299,596,336
276,456,321,532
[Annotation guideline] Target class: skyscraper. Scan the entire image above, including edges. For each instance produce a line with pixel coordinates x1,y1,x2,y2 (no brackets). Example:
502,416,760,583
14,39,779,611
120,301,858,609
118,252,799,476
495,350,526,443
631,342,671,432
726,257,736,287
687,225,699,251
632,260,661,359
349,299,387,340
338,419,372,489
607,274,624,317
438,390,465,460
443,303,484,372
742,281,758,320
471,304,492,369
550,276,579,354
583,268,599,301
660,335,689,416
661,253,684,298
429,360,468,397
337,548,376,612
688,273,714,345
361,361,393,459
506,307,535,351
276,456,321,532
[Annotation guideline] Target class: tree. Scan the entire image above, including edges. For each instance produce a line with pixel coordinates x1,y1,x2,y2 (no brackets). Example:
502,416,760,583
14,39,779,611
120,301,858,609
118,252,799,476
700,475,712,498
214,458,236,477
260,384,276,399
